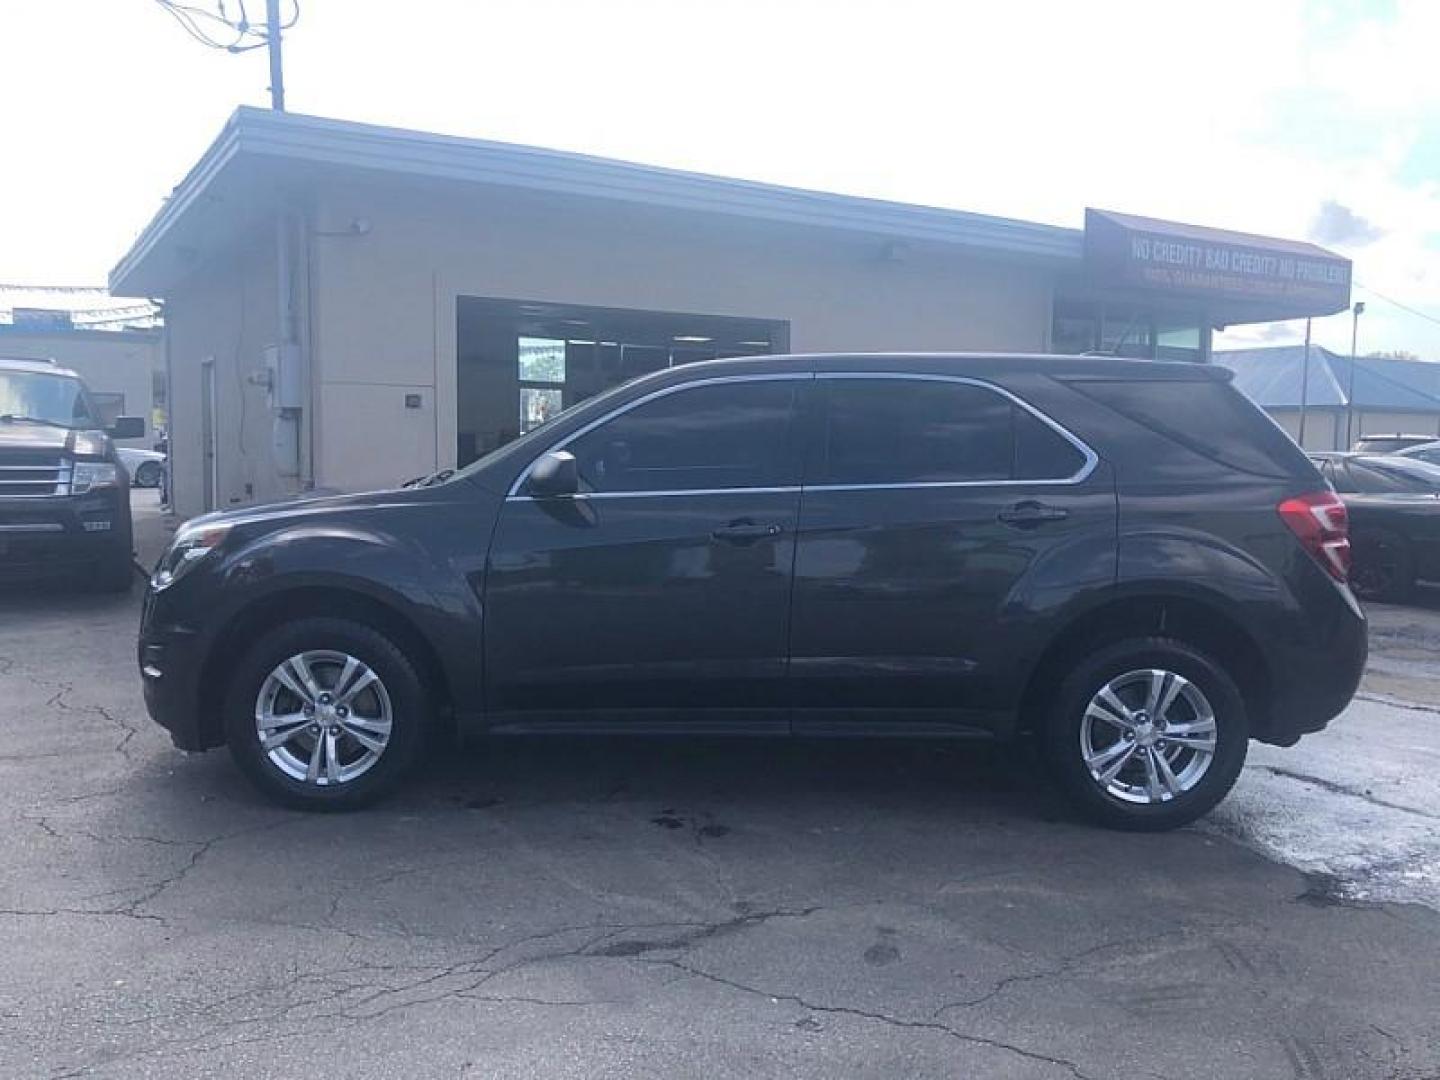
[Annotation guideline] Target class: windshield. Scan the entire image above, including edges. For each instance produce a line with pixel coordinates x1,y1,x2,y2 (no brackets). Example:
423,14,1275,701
0,370,98,428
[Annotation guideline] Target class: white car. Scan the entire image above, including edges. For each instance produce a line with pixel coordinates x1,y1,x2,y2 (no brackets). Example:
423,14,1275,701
116,447,165,488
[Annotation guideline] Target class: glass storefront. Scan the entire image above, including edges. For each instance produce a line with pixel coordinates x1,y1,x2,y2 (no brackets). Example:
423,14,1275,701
1051,298,1209,362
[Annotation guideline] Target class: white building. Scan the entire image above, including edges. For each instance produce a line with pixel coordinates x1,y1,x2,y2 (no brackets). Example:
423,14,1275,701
110,108,1353,518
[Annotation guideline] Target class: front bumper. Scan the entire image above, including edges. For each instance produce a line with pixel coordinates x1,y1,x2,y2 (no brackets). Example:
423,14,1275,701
0,489,130,579
138,584,216,751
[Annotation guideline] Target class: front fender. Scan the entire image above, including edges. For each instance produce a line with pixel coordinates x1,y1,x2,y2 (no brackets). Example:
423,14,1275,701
206,518,485,721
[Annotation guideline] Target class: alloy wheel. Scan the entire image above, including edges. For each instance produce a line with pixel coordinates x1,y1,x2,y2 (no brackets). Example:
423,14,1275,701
254,650,393,786
1079,668,1217,805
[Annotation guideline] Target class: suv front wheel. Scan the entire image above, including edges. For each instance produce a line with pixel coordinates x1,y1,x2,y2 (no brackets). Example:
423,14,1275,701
1042,638,1248,831
223,617,428,810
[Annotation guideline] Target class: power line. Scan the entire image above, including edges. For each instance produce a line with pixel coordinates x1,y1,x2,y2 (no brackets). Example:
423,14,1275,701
1355,282,1440,331
155,0,299,108
153,0,297,55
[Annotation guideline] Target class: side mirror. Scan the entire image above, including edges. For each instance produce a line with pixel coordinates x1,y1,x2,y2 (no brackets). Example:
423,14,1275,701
527,451,579,497
109,416,145,440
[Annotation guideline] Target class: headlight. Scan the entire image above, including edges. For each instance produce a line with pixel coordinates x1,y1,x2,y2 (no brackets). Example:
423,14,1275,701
150,522,231,591
71,462,121,494
72,430,110,458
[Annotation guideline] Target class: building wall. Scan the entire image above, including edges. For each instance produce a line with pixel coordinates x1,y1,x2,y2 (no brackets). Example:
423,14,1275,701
308,180,1057,495
1266,408,1440,451
164,231,290,517
161,181,1058,516
1354,411,1440,443
1269,409,1341,451
0,329,159,447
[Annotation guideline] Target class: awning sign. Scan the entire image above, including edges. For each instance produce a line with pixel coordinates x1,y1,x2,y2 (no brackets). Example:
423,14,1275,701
1084,209,1352,315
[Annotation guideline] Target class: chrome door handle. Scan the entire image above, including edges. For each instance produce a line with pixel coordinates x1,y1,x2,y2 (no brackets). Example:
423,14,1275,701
997,501,1069,529
712,521,783,545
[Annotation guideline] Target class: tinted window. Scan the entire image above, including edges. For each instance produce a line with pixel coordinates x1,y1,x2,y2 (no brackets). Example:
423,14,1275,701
816,379,1085,486
1015,407,1087,480
568,379,798,493
1070,378,1312,479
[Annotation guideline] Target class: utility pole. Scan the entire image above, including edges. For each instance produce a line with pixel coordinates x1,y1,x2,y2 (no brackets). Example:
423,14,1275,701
1345,301,1366,449
266,0,286,111
1298,318,1312,449
153,2,296,107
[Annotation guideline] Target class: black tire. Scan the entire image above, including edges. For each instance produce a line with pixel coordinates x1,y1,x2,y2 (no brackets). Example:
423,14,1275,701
1349,528,1414,603
92,548,135,593
223,617,429,810
1041,637,1249,831
135,460,162,488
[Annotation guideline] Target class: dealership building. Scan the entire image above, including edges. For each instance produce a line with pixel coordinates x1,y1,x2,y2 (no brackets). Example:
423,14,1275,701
110,108,1353,517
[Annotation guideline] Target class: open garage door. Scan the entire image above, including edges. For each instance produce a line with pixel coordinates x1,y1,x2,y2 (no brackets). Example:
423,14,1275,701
456,297,789,466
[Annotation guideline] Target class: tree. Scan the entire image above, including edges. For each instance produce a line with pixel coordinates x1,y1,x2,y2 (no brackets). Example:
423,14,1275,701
1366,349,1422,362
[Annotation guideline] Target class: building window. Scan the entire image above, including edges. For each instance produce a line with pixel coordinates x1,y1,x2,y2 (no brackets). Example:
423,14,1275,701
518,337,566,433
1052,300,1206,362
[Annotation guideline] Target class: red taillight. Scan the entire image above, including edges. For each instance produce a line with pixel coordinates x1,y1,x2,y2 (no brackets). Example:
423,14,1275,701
1278,491,1351,582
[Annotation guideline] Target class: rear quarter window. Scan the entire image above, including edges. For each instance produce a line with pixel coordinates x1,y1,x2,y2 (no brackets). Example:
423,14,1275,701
1067,377,1314,479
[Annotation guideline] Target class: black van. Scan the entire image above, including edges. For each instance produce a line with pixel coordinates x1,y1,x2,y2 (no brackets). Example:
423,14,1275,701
138,353,1366,829
1,357,144,590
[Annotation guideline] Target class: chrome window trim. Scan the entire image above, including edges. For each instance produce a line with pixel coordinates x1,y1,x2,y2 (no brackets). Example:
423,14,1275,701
506,372,813,498
504,369,1099,501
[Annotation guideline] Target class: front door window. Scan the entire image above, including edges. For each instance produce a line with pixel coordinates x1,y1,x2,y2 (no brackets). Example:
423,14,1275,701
565,379,800,494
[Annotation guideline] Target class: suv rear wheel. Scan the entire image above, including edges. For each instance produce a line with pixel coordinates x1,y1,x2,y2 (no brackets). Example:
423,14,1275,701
223,617,428,810
1041,637,1248,831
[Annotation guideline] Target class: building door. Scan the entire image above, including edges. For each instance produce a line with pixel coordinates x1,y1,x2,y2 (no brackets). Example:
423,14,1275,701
483,375,806,726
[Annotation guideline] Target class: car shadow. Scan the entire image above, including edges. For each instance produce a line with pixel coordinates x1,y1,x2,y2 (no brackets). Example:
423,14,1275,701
152,731,1072,831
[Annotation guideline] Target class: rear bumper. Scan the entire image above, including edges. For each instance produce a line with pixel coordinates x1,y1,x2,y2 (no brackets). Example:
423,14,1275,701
1254,580,1368,746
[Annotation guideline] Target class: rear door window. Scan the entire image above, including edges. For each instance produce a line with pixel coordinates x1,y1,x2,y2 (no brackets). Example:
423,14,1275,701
813,378,1088,486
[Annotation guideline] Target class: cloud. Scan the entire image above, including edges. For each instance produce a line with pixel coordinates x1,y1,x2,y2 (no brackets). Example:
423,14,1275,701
1310,200,1386,246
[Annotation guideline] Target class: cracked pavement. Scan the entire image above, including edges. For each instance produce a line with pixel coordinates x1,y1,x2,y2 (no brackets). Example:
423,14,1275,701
3,538,1440,1077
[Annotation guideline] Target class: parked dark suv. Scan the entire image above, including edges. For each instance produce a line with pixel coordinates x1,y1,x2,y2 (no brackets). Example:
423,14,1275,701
2,357,144,590
139,354,1366,829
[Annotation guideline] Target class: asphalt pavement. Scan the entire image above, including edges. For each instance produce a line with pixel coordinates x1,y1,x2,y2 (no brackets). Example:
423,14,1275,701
1,505,1438,1078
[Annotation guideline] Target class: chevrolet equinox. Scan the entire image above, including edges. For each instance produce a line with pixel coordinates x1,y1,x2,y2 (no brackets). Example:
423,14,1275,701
139,354,1367,829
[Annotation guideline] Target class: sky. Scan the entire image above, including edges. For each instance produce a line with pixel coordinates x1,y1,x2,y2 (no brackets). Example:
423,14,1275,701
1,0,1437,357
